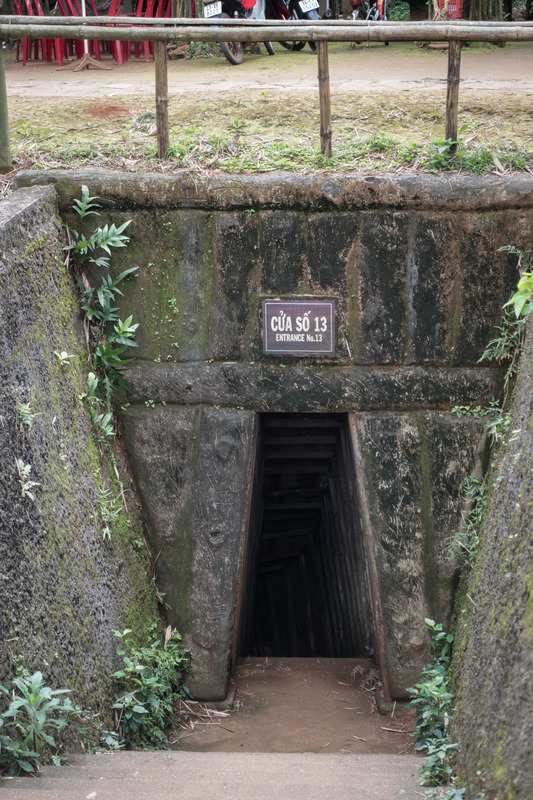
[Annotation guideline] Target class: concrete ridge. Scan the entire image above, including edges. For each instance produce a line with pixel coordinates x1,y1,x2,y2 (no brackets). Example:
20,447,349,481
1,751,424,800
13,168,533,212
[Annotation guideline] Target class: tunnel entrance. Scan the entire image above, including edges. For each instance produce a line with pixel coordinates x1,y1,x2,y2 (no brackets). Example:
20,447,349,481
238,414,373,660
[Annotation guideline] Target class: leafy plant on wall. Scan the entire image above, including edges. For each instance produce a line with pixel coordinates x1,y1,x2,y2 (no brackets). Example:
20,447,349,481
64,185,139,438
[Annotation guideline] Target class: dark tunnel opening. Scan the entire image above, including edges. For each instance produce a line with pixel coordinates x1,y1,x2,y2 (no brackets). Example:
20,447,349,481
238,414,373,659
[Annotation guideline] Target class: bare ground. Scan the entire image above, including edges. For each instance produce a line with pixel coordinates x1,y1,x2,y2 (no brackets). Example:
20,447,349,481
174,658,415,755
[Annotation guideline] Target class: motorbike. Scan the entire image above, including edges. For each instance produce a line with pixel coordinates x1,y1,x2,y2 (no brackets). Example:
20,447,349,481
203,0,275,64
347,0,389,44
349,0,387,20
267,0,332,52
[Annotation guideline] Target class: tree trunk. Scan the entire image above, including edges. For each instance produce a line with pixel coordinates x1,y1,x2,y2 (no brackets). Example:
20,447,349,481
468,0,501,20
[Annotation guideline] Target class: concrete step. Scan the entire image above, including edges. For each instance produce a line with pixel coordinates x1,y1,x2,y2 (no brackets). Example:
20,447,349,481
2,751,424,800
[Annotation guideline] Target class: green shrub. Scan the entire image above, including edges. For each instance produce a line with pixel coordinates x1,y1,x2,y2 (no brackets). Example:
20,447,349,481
111,627,192,748
387,0,411,20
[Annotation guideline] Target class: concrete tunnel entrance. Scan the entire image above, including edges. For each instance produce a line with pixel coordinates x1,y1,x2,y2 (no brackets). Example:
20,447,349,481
238,414,374,660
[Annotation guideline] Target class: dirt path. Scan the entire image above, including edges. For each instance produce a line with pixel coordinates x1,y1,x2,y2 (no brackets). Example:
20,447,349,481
4,40,533,97
175,658,415,755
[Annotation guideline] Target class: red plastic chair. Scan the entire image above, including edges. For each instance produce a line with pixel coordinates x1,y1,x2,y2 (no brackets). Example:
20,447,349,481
133,0,171,62
13,0,65,65
106,0,131,65
56,0,104,61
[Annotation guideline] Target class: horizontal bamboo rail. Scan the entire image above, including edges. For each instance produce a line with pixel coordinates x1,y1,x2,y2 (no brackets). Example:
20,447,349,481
3,15,533,25
1,18,532,170
2,14,533,26
1,17,533,41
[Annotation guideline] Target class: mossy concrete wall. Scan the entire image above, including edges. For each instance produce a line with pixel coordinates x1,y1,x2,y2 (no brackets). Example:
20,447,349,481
451,316,533,800
0,186,159,721
13,169,533,701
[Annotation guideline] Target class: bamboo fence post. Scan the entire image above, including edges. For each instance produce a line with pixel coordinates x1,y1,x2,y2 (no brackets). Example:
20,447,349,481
155,40,169,159
0,46,11,174
317,40,332,158
445,39,462,152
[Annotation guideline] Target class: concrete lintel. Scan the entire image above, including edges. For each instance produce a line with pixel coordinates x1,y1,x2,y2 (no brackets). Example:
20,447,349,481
124,361,504,412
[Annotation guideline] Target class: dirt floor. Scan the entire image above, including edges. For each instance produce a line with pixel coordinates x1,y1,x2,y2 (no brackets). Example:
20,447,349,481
174,658,415,755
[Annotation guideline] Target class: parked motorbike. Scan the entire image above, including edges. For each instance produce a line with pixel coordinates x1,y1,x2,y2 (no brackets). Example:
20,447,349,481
203,0,275,64
268,0,332,52
348,0,389,44
349,0,387,20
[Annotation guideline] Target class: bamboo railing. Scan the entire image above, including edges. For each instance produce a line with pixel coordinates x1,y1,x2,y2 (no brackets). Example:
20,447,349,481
1,17,533,170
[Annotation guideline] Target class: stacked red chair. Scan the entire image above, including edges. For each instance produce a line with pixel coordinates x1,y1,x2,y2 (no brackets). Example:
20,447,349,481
13,0,65,66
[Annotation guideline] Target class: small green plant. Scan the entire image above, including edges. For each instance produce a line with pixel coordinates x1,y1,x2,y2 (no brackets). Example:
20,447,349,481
17,401,39,429
15,458,40,502
54,350,75,366
93,478,123,541
451,400,512,448
426,788,485,800
424,138,457,172
407,619,456,787
65,187,131,271
76,268,139,324
446,477,487,566
79,372,114,438
479,306,526,400
450,405,486,419
0,670,85,778
111,627,191,749
502,245,533,319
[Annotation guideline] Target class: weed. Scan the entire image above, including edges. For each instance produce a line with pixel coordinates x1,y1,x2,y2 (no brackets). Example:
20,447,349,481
407,619,456,786
449,405,486,419
501,245,533,319
184,41,218,59
0,670,85,778
423,138,457,173
16,401,39,429
79,372,114,438
93,474,123,540
479,306,526,400
451,399,513,448
54,350,75,366
15,458,40,502
446,477,487,566
111,627,191,749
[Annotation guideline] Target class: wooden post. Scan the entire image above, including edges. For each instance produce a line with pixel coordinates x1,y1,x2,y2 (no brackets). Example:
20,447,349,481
0,46,12,174
317,40,332,158
445,39,462,154
155,40,169,159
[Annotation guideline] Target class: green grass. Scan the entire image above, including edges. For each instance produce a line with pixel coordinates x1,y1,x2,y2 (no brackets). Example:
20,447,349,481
15,130,531,176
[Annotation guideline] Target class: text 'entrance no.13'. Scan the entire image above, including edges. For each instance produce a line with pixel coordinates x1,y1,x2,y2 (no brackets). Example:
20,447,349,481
262,299,336,356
